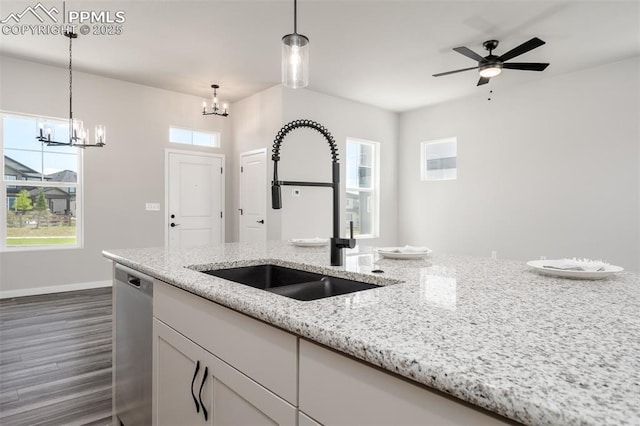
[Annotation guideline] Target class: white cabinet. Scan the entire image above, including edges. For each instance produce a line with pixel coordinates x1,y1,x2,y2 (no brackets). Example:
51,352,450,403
152,279,511,425
154,279,298,404
154,318,210,426
299,339,511,426
154,318,296,426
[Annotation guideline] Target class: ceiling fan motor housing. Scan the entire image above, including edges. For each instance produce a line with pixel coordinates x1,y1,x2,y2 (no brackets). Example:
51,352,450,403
483,40,499,52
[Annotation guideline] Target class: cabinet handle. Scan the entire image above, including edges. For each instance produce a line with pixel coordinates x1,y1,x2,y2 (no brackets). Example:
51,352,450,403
198,366,209,421
191,360,201,413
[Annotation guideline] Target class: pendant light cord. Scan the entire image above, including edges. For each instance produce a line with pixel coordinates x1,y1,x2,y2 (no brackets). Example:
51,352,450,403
68,32,73,133
293,0,297,34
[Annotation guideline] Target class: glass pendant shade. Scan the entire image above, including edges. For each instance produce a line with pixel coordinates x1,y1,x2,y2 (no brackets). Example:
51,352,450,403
95,125,106,146
282,33,309,89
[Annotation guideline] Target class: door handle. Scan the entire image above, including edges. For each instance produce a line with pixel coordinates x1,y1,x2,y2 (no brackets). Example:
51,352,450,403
170,223,180,228
238,208,243,215
191,360,201,413
198,366,209,421
257,220,264,224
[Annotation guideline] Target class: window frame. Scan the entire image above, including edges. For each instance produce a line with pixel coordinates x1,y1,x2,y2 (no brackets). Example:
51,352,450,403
1,111,84,252
345,137,380,239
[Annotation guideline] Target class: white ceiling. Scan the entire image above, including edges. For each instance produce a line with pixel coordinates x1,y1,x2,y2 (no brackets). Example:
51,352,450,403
1,1,638,112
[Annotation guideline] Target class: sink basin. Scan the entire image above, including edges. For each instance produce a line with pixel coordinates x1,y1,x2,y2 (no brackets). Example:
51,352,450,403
201,264,379,301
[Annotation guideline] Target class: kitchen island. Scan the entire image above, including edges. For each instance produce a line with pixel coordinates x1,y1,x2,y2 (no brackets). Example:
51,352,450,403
103,241,640,426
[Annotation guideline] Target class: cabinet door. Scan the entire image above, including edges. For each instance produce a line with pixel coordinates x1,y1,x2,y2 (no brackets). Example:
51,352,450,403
155,318,296,426
154,319,212,426
202,345,297,426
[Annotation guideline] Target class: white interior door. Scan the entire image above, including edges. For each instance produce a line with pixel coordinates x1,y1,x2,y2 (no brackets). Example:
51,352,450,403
167,150,224,249
239,149,267,243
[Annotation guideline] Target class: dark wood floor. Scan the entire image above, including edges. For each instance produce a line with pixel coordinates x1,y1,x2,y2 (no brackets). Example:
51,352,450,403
0,287,113,426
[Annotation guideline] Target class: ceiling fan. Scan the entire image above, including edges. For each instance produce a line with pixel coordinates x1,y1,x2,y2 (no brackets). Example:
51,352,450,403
433,37,549,86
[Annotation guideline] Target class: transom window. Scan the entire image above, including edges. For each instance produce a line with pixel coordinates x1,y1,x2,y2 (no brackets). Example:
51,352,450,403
169,126,220,148
1,112,82,250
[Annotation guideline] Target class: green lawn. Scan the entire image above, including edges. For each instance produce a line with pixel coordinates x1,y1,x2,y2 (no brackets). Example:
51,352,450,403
7,226,76,238
6,225,77,246
7,237,77,246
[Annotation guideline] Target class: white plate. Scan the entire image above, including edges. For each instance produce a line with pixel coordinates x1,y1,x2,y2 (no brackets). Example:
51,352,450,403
526,260,623,280
376,246,432,259
290,238,329,247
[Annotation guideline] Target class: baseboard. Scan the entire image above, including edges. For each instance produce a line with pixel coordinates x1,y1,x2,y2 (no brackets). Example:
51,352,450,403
0,280,112,299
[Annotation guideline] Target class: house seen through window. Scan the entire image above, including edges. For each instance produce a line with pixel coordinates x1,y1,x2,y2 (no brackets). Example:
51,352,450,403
1,113,82,249
346,138,379,238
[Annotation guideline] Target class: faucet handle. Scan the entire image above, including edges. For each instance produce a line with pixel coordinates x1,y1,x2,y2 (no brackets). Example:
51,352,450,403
343,220,356,249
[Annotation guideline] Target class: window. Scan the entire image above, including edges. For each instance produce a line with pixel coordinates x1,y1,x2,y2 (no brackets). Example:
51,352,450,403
346,138,379,238
169,126,220,148
4,174,16,189
1,113,82,249
421,137,457,181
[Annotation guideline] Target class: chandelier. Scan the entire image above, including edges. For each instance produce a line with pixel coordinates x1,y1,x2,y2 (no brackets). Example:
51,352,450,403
202,84,229,117
36,31,106,148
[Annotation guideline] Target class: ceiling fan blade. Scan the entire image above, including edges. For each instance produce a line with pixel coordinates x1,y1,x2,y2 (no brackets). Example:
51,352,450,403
433,66,479,77
497,37,545,62
453,46,486,62
477,76,490,86
502,62,549,71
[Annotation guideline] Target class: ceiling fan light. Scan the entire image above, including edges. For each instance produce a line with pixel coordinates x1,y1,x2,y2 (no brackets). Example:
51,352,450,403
479,64,502,78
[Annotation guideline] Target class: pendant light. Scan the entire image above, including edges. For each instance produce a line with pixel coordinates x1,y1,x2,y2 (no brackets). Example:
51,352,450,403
281,0,309,89
36,31,106,148
201,84,229,117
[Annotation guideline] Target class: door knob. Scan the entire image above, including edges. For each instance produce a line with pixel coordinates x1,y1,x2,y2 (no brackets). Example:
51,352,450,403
170,223,180,227
257,220,264,224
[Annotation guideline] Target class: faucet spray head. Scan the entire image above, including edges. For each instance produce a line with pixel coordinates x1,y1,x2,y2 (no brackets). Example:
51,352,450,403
271,183,282,209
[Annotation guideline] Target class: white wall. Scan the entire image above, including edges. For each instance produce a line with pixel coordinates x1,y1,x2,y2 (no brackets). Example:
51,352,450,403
398,57,640,271
0,56,232,295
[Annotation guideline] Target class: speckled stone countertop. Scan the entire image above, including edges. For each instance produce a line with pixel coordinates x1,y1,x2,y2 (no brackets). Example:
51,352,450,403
103,241,640,426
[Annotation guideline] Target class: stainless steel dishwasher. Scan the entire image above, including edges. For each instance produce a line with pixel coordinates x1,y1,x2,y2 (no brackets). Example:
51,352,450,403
114,264,153,426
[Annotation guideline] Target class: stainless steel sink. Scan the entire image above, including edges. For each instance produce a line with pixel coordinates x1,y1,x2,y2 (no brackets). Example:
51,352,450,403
201,264,379,301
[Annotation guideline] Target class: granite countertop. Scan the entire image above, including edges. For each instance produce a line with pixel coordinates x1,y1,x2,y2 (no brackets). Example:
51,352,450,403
103,241,640,426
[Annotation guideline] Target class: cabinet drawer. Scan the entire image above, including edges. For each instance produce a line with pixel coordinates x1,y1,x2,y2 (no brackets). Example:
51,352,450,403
154,280,298,404
299,340,512,426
